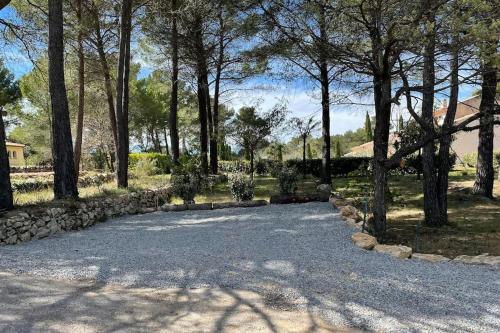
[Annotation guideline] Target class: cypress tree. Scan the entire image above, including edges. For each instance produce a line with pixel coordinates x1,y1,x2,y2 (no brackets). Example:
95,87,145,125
364,112,373,142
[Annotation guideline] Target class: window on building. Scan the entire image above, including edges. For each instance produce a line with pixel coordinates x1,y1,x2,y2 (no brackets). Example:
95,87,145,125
12,151,17,158
7,150,11,158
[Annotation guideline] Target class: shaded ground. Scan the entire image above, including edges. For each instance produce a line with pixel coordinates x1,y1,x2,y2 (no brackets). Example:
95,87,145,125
0,203,498,332
333,172,500,257
0,273,348,333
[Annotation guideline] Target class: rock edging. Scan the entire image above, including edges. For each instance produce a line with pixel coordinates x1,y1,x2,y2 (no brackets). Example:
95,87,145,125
0,188,172,246
330,194,499,267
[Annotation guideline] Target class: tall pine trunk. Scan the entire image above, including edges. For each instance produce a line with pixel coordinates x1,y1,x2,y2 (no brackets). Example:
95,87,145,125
372,75,392,240
302,135,307,178
0,109,13,210
169,0,180,164
437,38,459,223
420,0,441,227
319,10,331,185
472,61,498,198
48,0,78,199
92,7,118,155
74,0,85,178
115,0,132,188
194,17,209,175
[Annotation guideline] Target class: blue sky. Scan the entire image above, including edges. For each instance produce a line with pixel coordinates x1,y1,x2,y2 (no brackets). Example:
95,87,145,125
1,6,480,140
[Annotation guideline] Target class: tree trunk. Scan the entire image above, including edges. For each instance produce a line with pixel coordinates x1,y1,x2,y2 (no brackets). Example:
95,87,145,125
372,75,392,240
115,0,132,188
437,37,459,223
48,0,78,199
250,148,254,180
73,0,85,178
194,17,209,175
209,8,225,175
0,0,11,11
472,61,497,198
302,135,307,178
0,108,13,210
163,127,170,155
319,11,331,185
169,0,180,164
420,1,441,226
93,9,118,151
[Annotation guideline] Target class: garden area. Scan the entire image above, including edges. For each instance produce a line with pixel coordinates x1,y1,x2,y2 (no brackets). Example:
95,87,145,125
10,153,500,258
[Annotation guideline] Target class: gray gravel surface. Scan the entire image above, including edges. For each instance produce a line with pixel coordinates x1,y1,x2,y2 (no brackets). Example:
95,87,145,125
0,202,498,332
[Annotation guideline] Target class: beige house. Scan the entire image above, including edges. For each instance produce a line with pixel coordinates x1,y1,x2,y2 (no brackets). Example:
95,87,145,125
6,141,26,167
347,95,500,161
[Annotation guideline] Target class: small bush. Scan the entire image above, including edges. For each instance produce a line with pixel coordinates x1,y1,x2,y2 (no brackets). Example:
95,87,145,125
129,153,171,174
277,167,298,195
133,158,159,177
170,173,199,204
463,151,500,169
228,173,254,201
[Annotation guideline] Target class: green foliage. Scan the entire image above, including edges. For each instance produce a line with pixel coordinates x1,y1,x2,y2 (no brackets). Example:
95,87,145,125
0,59,21,107
364,112,373,142
285,157,372,177
335,141,341,158
277,166,298,195
133,158,159,177
170,173,199,204
11,173,114,193
228,173,254,201
306,143,313,159
219,160,251,173
463,151,500,169
129,153,171,174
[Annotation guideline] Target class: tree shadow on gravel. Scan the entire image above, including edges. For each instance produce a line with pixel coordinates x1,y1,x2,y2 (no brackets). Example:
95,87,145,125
0,203,499,332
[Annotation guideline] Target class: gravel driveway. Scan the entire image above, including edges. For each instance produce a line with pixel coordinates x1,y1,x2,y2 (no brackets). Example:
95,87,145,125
0,202,498,332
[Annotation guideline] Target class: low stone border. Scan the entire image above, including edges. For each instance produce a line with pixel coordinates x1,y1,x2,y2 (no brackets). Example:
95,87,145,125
0,188,172,246
330,194,499,267
161,200,268,212
269,194,329,204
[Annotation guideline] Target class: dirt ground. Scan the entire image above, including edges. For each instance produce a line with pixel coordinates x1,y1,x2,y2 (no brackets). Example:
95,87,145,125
0,273,360,333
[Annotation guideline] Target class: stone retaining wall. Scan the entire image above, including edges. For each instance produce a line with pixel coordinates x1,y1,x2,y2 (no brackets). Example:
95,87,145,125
0,188,172,246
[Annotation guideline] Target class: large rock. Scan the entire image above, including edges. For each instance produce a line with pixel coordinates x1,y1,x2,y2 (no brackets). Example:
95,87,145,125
316,184,332,194
374,244,412,259
340,205,361,222
412,253,450,263
351,232,377,250
453,254,500,266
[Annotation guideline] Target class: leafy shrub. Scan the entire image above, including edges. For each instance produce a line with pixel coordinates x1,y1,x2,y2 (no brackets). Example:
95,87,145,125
277,167,298,195
170,173,199,204
129,153,171,174
228,173,254,201
463,151,500,169
219,160,251,174
133,158,159,177
255,159,267,176
11,173,115,193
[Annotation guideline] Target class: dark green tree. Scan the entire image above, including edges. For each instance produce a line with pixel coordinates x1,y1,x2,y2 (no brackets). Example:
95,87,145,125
364,112,373,142
229,106,286,178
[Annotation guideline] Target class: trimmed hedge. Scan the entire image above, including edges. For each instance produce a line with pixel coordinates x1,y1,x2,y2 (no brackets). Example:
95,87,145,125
284,157,372,177
12,173,115,193
129,153,172,174
463,151,500,169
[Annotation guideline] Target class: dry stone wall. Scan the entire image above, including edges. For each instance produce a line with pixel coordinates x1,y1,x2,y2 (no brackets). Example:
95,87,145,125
0,188,171,246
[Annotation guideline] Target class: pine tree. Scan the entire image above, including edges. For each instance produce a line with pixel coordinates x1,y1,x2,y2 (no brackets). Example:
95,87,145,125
306,143,313,159
364,112,373,142
335,141,341,158
398,114,404,132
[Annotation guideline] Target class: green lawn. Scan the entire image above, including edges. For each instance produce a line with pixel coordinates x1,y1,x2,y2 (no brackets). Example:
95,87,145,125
12,170,499,257
332,170,500,257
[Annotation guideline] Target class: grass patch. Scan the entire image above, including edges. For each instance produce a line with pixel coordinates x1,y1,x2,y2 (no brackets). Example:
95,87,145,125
333,172,500,257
